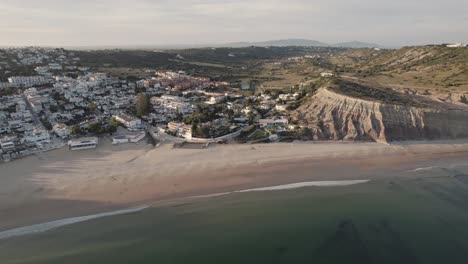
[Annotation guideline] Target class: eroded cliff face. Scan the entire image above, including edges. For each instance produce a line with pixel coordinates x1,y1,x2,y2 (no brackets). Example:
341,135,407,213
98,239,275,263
292,88,468,143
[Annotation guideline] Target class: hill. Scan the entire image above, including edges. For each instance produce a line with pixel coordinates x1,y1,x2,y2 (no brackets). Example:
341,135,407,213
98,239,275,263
219,39,381,49
333,41,382,48
223,39,329,48
327,45,468,99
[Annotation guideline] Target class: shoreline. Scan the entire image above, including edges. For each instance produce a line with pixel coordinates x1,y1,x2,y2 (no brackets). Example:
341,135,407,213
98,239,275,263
0,180,372,240
2,139,468,230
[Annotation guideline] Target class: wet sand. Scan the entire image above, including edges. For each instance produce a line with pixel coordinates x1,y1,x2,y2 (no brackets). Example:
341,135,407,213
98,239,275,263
2,138,468,230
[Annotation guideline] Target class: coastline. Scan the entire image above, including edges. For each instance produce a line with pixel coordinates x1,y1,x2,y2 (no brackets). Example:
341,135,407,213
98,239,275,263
0,180,373,240
2,138,468,230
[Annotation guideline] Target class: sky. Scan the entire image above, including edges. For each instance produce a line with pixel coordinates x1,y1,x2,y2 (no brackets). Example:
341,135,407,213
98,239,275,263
1,0,467,47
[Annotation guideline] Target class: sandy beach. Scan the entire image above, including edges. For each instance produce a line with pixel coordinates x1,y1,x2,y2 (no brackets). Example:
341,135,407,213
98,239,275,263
2,138,468,230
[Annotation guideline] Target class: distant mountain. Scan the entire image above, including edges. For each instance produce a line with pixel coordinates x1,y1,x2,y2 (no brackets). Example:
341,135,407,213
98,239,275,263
65,39,384,50
216,39,383,49
221,39,329,48
332,41,382,48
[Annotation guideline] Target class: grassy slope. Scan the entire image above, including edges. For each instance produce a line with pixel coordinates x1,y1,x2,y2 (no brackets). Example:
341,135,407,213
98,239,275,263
333,46,468,92
326,79,430,107
2,175,468,264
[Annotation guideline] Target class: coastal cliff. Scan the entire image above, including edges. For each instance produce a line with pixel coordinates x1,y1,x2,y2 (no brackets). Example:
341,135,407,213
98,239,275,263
292,88,468,143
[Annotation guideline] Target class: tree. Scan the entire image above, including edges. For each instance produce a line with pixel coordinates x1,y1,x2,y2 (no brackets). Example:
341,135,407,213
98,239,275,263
109,117,119,133
41,119,53,130
135,86,146,94
65,73,79,79
0,87,16,97
136,93,150,117
191,121,198,132
71,125,82,135
175,109,183,121
49,105,59,113
194,126,210,138
247,112,255,125
88,103,97,112
88,122,103,134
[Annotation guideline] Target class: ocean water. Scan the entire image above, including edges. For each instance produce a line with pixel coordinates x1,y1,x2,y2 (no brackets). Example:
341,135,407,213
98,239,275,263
2,174,468,264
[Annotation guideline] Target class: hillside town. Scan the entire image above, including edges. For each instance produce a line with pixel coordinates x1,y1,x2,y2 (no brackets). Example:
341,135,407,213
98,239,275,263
0,47,303,161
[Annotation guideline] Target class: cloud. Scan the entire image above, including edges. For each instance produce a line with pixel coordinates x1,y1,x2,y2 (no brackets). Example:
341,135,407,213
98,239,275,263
0,0,467,46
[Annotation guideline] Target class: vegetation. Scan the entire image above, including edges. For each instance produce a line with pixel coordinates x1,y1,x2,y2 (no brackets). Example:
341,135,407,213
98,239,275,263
65,45,468,120
71,125,82,136
40,118,53,130
87,122,104,134
333,45,468,91
72,46,344,84
328,79,428,107
249,129,268,140
87,103,97,112
182,105,225,125
460,95,468,104
192,125,211,138
0,87,18,96
109,117,119,133
74,50,176,69
135,93,150,117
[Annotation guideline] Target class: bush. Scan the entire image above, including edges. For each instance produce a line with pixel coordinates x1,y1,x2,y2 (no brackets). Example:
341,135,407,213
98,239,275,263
136,93,150,117
460,95,468,104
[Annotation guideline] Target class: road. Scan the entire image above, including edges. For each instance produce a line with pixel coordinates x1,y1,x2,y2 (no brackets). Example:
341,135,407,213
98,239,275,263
21,94,45,129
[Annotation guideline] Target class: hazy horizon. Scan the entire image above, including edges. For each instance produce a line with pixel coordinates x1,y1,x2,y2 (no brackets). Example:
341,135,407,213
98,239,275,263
0,40,453,50
1,0,467,47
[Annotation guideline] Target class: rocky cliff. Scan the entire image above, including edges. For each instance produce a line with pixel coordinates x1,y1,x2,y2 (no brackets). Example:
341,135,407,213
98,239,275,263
291,88,468,143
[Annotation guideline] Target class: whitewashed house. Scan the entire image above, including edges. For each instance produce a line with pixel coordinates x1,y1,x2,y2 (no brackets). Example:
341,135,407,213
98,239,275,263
114,114,143,131
259,117,289,128
53,123,70,139
22,128,50,144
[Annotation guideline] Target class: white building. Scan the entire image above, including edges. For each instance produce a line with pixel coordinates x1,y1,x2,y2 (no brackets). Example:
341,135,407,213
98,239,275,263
275,104,288,112
320,72,334,78
0,141,15,152
259,117,289,128
68,137,98,150
278,93,300,101
8,76,52,87
112,132,146,144
127,132,146,143
52,123,70,139
152,95,194,116
447,43,466,48
205,96,225,105
112,135,129,145
269,134,279,141
22,128,50,144
35,66,50,75
168,122,192,139
48,63,62,70
114,114,143,131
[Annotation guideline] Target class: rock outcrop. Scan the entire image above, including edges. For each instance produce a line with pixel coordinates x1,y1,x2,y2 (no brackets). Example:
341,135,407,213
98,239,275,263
292,88,468,143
